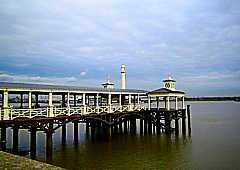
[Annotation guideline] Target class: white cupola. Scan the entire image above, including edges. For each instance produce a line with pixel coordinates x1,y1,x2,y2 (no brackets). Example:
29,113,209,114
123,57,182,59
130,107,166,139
102,77,114,89
163,75,176,90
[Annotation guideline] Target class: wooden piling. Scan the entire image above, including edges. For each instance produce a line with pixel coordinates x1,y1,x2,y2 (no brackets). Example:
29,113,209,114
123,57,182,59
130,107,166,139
175,111,179,135
12,126,19,153
182,110,186,135
62,124,66,145
165,112,171,134
148,120,152,134
46,122,53,162
124,119,128,134
140,119,143,135
156,118,161,135
73,121,78,143
187,105,191,135
30,127,37,159
1,126,6,151
144,120,148,134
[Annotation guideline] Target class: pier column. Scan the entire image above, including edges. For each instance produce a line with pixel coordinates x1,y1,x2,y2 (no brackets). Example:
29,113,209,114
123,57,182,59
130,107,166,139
167,96,170,110
129,94,133,111
157,97,159,110
137,94,140,105
29,92,32,117
73,94,77,107
140,119,143,134
175,97,178,110
175,111,179,135
148,96,151,110
182,97,185,109
20,93,23,109
156,117,161,135
1,126,6,151
3,90,9,120
73,121,78,144
83,93,86,114
108,93,112,113
46,122,53,162
67,92,70,115
119,94,122,106
67,92,70,108
119,118,123,133
62,123,66,145
148,120,152,134
12,125,19,153
164,97,167,109
86,121,90,136
48,92,53,117
124,119,128,134
62,94,66,107
165,112,171,134
182,110,186,135
96,93,99,113
28,92,32,109
35,94,39,108
130,117,136,134
30,127,37,159
187,105,191,135
144,120,148,134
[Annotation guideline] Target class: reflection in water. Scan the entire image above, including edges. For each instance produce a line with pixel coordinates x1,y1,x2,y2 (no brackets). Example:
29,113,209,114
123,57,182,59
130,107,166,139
4,102,240,169
52,133,192,170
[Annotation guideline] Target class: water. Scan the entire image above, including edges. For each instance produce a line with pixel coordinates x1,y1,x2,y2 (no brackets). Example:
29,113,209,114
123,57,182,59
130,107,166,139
4,102,240,169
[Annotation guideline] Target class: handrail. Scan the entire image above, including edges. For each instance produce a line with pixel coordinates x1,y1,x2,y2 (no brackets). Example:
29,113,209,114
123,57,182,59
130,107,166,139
0,104,143,120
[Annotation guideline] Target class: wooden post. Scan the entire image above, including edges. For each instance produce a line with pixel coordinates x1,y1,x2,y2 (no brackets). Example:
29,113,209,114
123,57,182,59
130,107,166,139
30,127,37,159
124,119,128,134
140,119,143,135
74,121,78,144
62,94,66,107
119,118,122,133
62,123,66,145
1,126,6,151
48,92,53,117
12,125,19,153
35,93,39,108
165,112,171,134
3,90,9,120
175,111,179,135
144,120,148,135
157,97,159,110
187,105,191,135
182,109,186,135
20,93,23,109
74,94,77,107
156,118,161,135
46,122,53,162
148,96,151,110
148,120,152,134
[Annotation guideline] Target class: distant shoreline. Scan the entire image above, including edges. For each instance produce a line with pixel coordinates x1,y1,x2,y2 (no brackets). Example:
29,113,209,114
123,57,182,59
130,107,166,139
185,97,240,102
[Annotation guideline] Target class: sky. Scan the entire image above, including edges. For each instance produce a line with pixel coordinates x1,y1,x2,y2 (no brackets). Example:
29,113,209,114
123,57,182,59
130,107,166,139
0,0,240,96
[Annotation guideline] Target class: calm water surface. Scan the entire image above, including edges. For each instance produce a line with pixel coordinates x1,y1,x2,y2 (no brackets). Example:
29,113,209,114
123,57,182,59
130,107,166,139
6,102,240,169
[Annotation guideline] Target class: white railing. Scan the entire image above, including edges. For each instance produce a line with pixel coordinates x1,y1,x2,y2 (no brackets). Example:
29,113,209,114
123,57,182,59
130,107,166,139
0,104,144,120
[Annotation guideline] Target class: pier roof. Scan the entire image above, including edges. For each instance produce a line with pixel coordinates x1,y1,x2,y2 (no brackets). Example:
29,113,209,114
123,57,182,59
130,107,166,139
147,88,185,97
0,82,147,94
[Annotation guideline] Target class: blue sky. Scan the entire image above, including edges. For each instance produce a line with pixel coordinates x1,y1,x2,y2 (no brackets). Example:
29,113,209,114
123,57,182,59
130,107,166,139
0,0,240,96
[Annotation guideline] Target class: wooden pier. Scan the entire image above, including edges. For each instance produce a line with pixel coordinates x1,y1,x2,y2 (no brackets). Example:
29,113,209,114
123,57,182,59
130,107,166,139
0,74,191,161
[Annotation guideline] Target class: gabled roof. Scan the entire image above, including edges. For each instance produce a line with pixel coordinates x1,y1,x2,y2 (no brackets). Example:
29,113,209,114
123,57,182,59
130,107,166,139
148,88,184,94
0,82,148,94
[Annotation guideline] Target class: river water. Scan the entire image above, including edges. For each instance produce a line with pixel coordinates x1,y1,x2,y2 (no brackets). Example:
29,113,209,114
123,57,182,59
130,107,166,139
4,102,240,169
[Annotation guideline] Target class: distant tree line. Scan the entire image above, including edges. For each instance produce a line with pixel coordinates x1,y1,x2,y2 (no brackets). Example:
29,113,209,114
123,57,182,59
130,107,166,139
185,96,240,102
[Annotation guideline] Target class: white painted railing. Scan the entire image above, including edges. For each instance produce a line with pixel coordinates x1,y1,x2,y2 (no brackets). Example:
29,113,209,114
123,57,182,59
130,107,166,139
0,104,145,120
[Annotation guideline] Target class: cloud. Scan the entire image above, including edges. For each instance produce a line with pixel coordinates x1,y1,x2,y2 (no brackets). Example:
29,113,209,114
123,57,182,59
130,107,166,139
80,71,86,76
0,0,240,95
